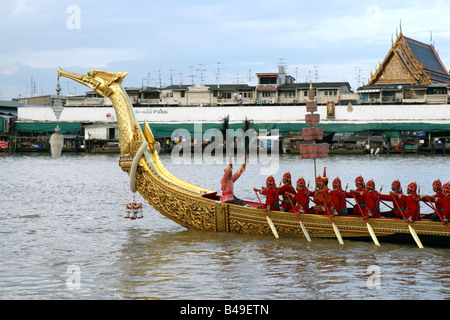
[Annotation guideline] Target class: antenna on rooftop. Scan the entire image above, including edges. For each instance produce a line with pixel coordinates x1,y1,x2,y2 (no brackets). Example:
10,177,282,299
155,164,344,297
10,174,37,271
189,66,195,84
197,63,207,83
355,67,364,88
155,70,162,88
216,62,223,87
248,69,253,84
31,76,37,97
278,58,287,73
314,66,320,83
169,69,175,86
234,73,241,84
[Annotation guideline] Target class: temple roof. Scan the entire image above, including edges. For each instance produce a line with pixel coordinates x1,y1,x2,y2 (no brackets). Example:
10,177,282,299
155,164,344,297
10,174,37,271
367,32,450,86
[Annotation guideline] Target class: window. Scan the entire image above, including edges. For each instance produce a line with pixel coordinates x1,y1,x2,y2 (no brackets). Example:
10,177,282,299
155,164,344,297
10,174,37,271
259,77,277,85
261,91,275,98
284,91,295,98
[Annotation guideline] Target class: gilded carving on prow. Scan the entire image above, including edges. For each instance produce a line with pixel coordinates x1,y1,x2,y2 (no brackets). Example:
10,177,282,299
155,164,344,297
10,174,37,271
123,122,145,156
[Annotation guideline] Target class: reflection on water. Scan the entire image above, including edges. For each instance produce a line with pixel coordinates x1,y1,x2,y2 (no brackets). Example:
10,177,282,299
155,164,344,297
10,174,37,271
0,153,449,300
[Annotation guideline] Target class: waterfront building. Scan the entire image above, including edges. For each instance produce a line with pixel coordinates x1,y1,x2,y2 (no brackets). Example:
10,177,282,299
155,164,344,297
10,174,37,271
4,29,450,154
358,30,450,104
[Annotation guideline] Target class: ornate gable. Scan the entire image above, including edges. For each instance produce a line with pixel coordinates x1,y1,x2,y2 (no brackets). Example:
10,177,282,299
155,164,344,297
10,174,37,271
365,28,450,86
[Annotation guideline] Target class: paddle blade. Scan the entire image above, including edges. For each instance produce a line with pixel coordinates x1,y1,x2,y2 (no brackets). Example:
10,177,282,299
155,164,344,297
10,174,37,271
408,225,424,249
332,222,344,245
266,215,279,239
299,221,312,242
366,222,380,247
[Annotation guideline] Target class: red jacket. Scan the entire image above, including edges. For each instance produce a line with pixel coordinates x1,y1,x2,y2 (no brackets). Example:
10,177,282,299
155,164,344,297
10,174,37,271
313,187,332,214
422,191,444,212
399,193,421,221
350,187,366,215
380,192,405,217
360,191,381,218
292,188,312,214
279,183,296,211
260,186,280,210
441,195,450,222
330,188,348,215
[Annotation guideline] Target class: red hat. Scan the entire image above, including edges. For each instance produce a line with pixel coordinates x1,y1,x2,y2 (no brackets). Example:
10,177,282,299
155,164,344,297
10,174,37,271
392,180,401,192
366,179,375,191
442,182,450,193
283,172,292,184
266,175,276,187
332,177,342,189
297,177,306,188
432,179,442,192
407,182,417,194
322,168,328,182
355,175,364,187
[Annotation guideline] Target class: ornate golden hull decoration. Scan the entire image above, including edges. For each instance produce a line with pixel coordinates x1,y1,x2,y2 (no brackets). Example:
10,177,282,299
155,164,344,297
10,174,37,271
59,67,450,247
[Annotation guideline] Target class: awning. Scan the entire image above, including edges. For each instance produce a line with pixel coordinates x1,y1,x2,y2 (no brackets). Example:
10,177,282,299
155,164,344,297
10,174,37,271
140,122,450,137
15,122,82,134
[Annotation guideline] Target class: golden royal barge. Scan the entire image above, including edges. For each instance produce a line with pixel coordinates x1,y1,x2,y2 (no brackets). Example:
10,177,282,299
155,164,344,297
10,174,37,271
58,67,450,248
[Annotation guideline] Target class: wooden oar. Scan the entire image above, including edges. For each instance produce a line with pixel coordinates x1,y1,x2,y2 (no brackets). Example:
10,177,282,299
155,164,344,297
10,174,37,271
287,195,311,242
254,190,279,239
351,193,380,247
320,194,344,245
392,195,424,249
426,199,450,233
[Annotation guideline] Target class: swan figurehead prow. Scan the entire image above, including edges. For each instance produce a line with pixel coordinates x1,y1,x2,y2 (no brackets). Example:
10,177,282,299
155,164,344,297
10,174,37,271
57,67,128,97
58,66,144,156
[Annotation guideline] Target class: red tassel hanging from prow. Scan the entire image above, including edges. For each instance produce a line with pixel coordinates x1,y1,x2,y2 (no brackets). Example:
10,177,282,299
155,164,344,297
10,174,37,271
124,195,143,220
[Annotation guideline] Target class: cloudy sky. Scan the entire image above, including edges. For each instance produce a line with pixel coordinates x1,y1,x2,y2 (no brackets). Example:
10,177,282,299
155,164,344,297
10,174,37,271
1,0,450,100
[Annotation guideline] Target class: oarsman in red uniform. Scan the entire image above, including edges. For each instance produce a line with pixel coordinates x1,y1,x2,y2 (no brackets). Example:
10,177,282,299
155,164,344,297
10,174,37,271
380,180,405,218
254,176,280,211
279,172,296,212
355,179,381,218
288,177,312,214
421,179,444,221
313,175,334,215
329,177,348,215
440,182,450,223
350,175,366,215
397,182,421,222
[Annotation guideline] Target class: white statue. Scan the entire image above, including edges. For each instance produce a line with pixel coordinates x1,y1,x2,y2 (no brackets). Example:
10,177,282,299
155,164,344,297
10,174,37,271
50,126,64,157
